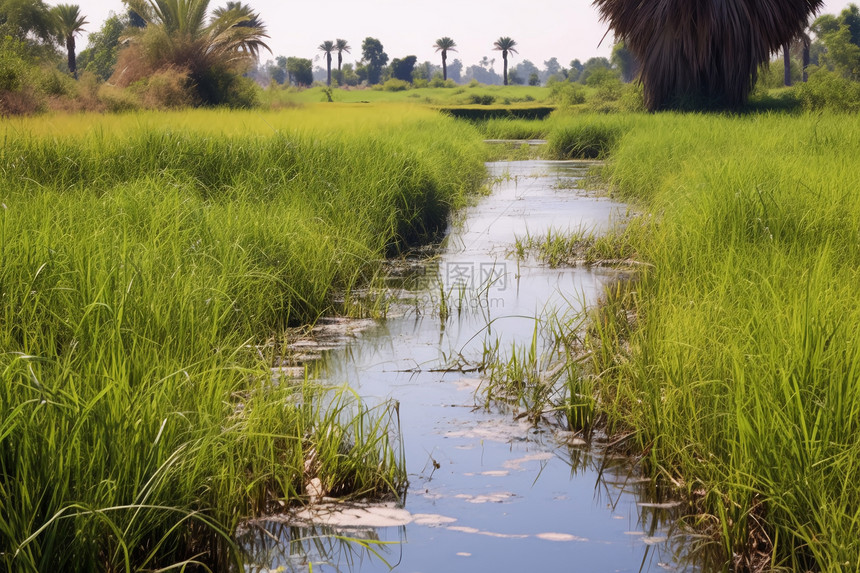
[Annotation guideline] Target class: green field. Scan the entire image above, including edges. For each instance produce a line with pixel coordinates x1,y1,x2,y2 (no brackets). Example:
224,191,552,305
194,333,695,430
0,106,485,571
569,112,860,571
3,102,860,571
261,83,553,106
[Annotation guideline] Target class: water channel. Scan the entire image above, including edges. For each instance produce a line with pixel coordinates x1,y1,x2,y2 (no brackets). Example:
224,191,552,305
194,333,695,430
239,160,696,572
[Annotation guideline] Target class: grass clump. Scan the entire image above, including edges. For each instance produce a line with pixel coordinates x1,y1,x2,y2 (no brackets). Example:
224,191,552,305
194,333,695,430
478,315,596,432
0,106,484,571
545,116,630,159
512,225,638,268
581,111,860,570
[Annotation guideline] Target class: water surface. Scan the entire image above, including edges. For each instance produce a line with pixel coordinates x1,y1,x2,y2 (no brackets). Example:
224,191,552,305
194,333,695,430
240,161,694,573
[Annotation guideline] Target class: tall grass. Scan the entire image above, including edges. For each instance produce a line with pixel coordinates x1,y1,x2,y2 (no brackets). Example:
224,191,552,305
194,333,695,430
0,106,485,570
580,112,860,569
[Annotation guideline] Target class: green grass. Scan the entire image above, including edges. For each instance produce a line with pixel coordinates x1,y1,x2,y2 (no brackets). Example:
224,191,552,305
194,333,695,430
261,84,551,106
569,111,860,570
0,106,485,571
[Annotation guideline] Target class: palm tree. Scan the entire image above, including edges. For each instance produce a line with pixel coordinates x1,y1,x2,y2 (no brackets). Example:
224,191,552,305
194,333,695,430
318,40,334,86
51,4,88,79
433,37,456,81
335,38,350,85
492,36,517,85
593,0,823,110
212,1,262,29
120,0,269,101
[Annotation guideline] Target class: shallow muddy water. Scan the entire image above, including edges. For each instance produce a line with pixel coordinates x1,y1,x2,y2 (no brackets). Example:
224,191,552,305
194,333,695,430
239,161,696,572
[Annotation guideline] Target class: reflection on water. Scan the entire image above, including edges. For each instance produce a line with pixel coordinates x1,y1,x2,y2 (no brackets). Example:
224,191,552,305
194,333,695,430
240,161,700,572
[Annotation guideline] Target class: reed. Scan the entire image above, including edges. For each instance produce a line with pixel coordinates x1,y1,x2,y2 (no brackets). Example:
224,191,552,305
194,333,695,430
0,106,484,570
579,111,860,569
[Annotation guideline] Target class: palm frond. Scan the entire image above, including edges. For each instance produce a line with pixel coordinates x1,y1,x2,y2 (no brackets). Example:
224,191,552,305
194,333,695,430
593,0,823,109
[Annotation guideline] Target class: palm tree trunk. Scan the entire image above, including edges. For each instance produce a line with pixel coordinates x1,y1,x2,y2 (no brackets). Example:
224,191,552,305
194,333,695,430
802,42,810,82
442,51,447,81
326,53,332,87
503,52,508,85
66,35,77,79
783,43,792,87
337,53,343,85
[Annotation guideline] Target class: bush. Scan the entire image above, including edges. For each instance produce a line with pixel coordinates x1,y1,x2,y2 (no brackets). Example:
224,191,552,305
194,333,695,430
795,68,860,112
0,37,28,92
37,67,74,97
97,84,141,112
549,81,586,106
131,67,196,109
383,78,410,91
430,77,456,88
467,93,495,105
412,78,429,89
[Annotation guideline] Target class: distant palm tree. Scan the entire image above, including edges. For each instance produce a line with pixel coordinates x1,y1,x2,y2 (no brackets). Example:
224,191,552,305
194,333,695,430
434,37,457,81
493,36,517,85
51,4,88,79
593,0,823,110
335,38,350,85
319,40,334,86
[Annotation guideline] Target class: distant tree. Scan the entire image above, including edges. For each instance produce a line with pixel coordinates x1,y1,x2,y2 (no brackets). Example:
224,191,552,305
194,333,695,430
610,41,639,82
541,57,567,83
463,63,501,84
813,6,860,80
447,57,463,82
390,55,416,82
286,56,312,86
510,59,538,85
361,36,388,84
334,38,349,85
318,40,334,86
594,0,824,110
568,58,584,82
434,36,456,81
265,55,287,84
578,57,612,84
528,71,539,85
339,62,359,86
492,36,517,85
51,4,87,78
412,60,437,81
77,11,127,80
0,0,55,47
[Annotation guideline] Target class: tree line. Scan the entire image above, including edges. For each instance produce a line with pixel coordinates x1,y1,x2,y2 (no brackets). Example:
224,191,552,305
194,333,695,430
3,0,860,113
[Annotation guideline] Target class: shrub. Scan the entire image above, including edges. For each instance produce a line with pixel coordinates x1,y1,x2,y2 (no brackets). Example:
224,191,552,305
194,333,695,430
133,67,197,109
467,93,495,105
795,68,860,112
549,81,586,106
97,84,141,112
0,37,28,92
383,78,410,91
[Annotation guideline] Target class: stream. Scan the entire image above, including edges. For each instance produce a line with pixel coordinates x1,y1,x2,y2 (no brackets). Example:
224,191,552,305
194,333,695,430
238,160,696,572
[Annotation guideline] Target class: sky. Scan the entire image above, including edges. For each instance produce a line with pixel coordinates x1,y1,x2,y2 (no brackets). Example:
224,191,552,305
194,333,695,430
78,0,859,71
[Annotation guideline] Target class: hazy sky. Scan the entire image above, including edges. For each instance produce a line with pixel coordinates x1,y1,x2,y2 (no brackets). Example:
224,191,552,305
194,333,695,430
78,0,858,71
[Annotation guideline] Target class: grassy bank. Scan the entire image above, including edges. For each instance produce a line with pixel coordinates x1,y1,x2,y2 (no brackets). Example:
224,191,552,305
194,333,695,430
0,106,485,571
573,112,860,570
